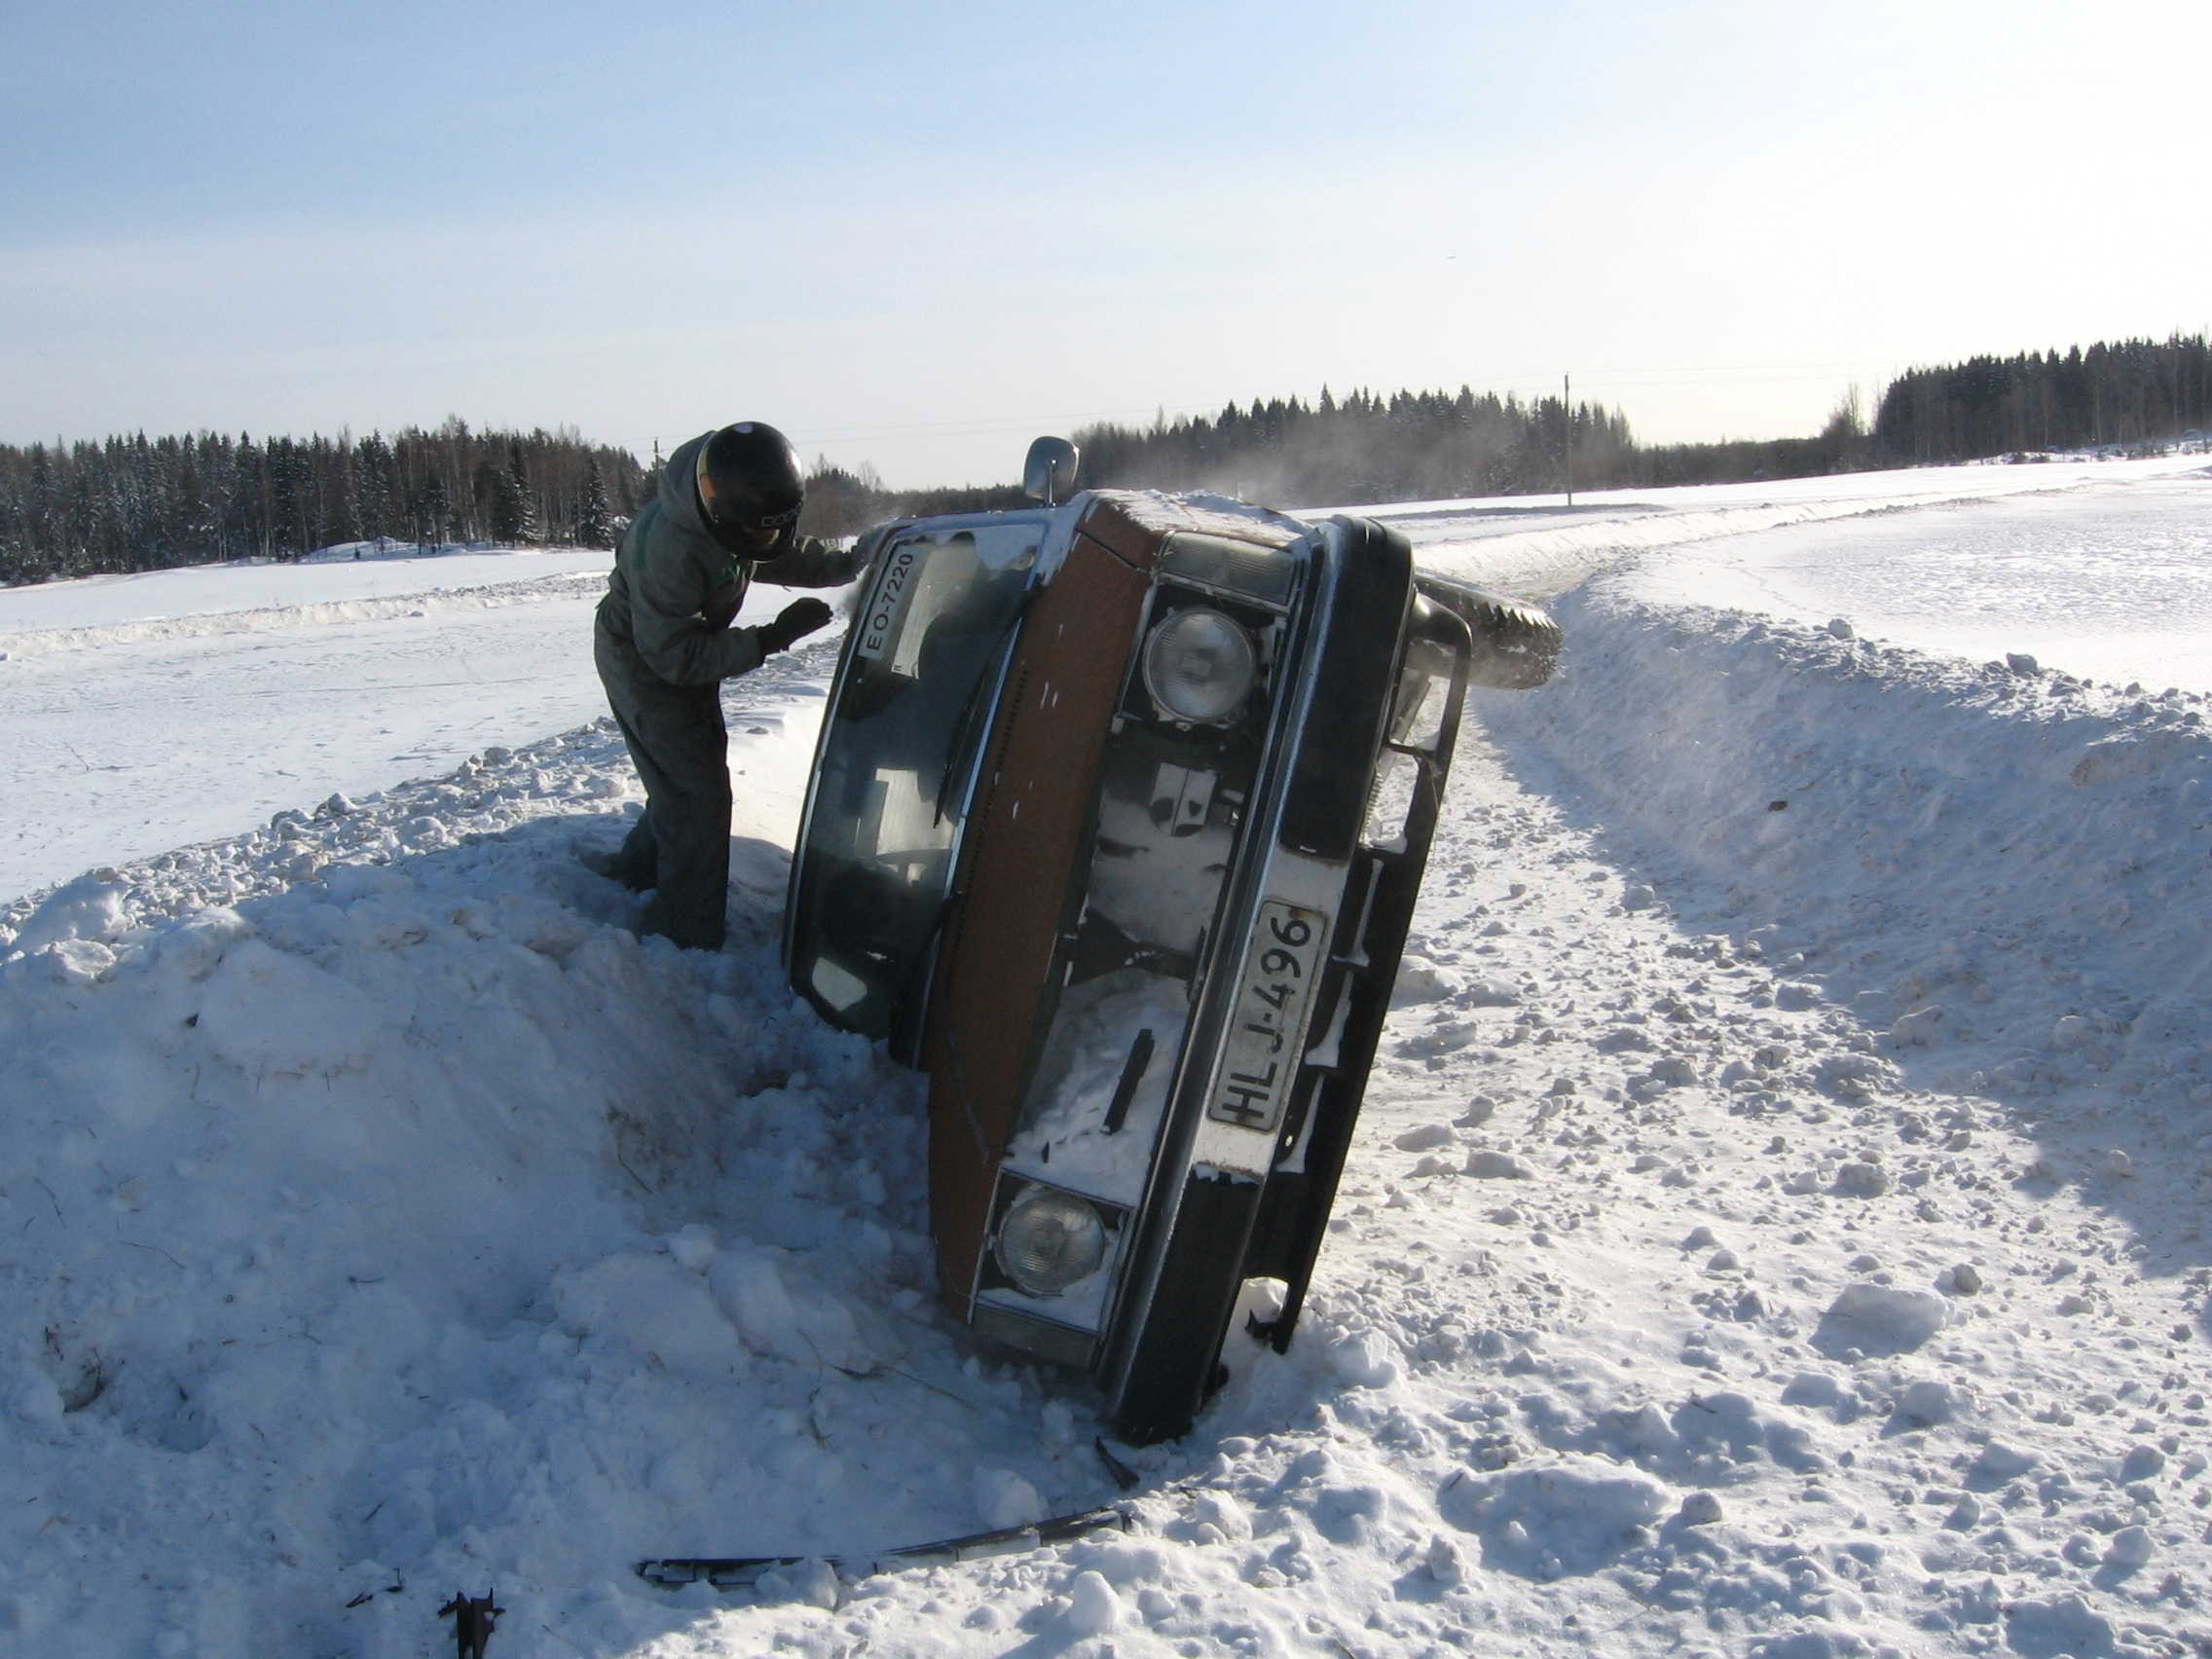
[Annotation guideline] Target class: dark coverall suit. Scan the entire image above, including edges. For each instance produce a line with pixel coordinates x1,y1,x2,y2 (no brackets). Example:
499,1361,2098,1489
592,430,858,949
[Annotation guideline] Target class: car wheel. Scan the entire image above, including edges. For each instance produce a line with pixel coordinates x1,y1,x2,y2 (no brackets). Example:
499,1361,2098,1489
1415,575,1562,690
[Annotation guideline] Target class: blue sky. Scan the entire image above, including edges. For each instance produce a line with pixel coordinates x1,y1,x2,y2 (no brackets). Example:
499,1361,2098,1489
5,0,2206,488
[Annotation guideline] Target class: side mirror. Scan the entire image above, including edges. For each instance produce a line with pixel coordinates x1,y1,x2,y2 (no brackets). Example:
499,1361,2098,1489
1022,437,1081,505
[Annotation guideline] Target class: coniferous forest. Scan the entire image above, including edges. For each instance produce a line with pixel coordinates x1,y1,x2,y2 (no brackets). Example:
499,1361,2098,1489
1871,336,2212,463
4,332,2206,588
0,421,645,586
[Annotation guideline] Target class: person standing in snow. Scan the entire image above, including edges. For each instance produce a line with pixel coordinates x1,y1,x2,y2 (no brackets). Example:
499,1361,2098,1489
590,422,861,950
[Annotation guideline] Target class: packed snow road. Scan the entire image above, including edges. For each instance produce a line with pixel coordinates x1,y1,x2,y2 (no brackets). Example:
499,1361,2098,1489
3,454,2210,1656
0,589,611,905
0,556,783,906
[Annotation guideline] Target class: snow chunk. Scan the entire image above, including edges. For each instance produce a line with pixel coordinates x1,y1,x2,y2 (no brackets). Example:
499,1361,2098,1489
1894,1378,1972,1426
707,1245,871,1372
1831,1160,1892,1198
1423,1532,1467,1584
1598,1402,1682,1458
1184,1491,1250,1542
2103,1525,2154,1570
1677,1490,1723,1526
2004,1594,2114,1658
2120,1443,2166,1482
1327,1329,1404,1389
1438,1456,1669,1576
2050,1014,2092,1051
1814,1282,1951,1357
152,906,254,979
551,1251,748,1382
1464,1149,1534,1179
1390,955,1461,1006
195,937,384,1072
1392,1123,1457,1153
2072,726,2206,787
755,1558,838,1611
973,1466,1045,1531
1066,1537,1169,1587
1891,1004,1946,1047
1063,1569,1122,1637
1462,976,1522,1007
35,938,116,986
10,872,129,956
1781,1372,1843,1410
667,1224,718,1272
1669,1390,1824,1471
1969,1439,2041,1485
11,1365,65,1427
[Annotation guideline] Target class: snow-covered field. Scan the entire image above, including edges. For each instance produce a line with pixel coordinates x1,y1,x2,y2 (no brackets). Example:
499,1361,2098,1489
4,451,2210,1657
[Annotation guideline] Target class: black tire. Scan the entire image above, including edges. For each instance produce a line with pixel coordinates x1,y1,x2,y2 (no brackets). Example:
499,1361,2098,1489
1415,574,1562,690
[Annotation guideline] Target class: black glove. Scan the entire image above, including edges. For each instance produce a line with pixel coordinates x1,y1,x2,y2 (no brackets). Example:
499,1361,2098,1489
758,597,834,654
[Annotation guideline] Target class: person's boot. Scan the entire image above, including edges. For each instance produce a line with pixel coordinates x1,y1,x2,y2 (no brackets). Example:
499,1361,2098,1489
577,845,652,892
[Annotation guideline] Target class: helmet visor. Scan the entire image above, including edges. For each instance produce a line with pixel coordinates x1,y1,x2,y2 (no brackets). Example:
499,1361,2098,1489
698,481,801,554
694,423,806,555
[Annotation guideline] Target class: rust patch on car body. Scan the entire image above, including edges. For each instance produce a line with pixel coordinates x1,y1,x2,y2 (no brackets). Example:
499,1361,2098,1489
922,512,1157,1315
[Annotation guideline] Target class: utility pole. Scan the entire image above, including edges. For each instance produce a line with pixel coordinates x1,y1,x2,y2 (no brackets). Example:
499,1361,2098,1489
1564,373,1574,507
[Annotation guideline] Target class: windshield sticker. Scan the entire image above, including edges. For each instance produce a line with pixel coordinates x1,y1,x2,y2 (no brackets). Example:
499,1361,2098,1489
854,540,924,661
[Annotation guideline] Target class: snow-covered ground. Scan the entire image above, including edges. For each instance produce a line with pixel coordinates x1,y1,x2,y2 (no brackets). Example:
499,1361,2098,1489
4,451,2210,1657
0,545,727,909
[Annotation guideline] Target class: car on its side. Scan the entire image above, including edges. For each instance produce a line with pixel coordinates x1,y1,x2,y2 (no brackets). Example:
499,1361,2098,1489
784,441,1558,1443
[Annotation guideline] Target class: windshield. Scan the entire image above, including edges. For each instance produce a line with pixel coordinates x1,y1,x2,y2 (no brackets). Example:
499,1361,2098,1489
790,521,1044,1037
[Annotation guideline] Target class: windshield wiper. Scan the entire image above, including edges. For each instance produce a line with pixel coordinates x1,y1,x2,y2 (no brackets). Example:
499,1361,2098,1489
934,596,1034,826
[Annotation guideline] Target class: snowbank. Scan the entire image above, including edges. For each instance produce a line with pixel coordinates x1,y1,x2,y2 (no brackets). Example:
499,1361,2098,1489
1472,578,2212,1129
6,462,2211,1656
0,569,608,658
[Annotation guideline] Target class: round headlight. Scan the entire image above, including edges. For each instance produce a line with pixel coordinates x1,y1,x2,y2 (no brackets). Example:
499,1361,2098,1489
994,1187,1108,1297
1142,608,1256,724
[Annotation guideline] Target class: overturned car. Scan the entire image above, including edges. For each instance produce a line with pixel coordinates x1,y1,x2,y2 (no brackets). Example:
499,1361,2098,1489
784,442,1558,1444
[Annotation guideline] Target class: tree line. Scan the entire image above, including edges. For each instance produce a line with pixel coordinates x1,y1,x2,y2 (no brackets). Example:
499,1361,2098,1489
796,383,1806,533
797,381,1881,531
1058,333,2205,502
1079,385,1639,504
1871,334,2212,463
789,387,1641,537
8,331,2206,587
0,420,646,586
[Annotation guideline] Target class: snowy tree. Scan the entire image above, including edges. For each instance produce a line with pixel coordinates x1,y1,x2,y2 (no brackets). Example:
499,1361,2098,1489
576,459,613,548
354,433,396,542
507,444,541,544
414,474,452,551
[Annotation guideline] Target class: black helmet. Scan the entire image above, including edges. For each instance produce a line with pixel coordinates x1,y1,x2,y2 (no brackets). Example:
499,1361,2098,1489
694,422,804,556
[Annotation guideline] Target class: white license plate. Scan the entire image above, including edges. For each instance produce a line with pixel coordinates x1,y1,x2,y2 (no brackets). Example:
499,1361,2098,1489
853,540,923,662
1207,900,1329,1136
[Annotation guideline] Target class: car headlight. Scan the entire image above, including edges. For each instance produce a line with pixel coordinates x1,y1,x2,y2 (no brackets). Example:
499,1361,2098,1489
994,1186,1108,1297
1142,608,1256,724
